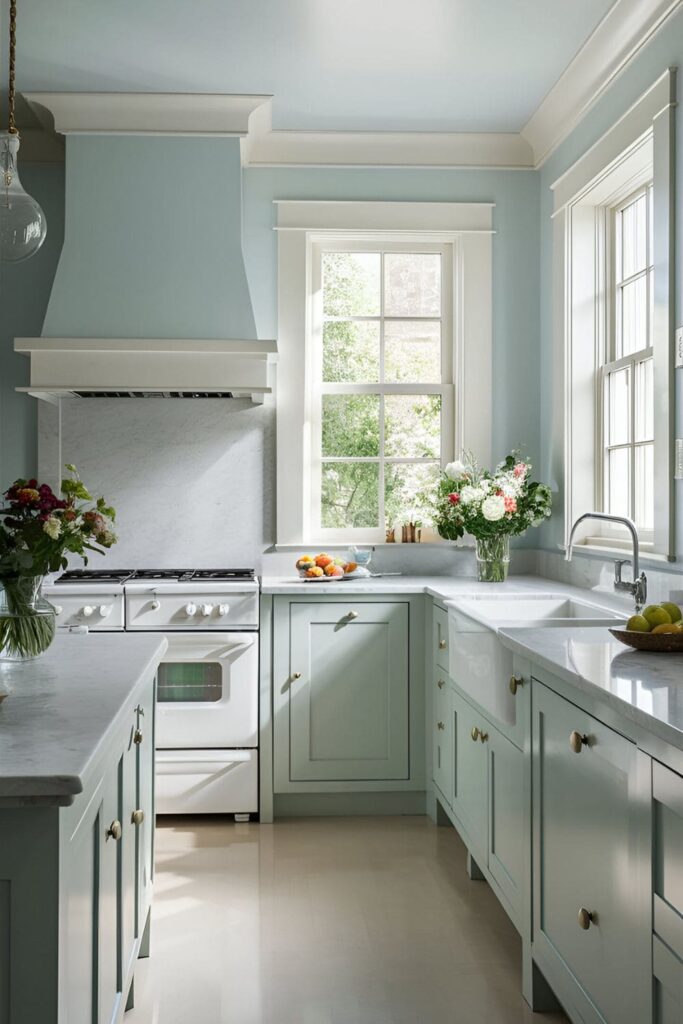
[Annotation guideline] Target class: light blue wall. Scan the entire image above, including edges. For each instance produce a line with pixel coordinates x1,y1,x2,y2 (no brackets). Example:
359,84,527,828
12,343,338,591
537,8,683,565
0,162,64,491
243,166,541,505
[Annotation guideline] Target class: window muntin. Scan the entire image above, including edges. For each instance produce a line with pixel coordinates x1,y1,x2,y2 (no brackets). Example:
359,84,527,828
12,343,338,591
602,185,654,534
311,242,452,539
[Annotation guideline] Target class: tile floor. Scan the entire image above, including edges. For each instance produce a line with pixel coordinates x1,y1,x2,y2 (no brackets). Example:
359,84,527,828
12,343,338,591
128,816,569,1024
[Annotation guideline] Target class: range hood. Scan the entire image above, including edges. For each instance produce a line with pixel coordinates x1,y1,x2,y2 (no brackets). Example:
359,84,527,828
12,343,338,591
18,93,277,402
15,337,277,403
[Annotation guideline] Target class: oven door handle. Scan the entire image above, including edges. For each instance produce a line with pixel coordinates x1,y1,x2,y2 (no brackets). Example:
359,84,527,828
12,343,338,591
156,751,253,765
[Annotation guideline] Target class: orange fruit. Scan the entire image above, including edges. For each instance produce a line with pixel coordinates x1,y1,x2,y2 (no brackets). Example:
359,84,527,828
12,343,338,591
306,566,324,578
344,562,358,573
651,623,680,634
324,563,343,577
315,553,333,568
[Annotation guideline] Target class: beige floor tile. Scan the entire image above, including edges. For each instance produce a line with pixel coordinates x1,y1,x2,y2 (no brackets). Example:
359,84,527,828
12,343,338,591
127,816,568,1024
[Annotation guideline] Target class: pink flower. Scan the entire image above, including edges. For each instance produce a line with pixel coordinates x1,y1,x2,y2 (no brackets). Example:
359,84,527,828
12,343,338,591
504,496,517,513
448,493,460,505
514,463,527,478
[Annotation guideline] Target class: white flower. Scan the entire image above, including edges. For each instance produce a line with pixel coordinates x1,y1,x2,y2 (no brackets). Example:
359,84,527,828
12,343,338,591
445,459,467,481
43,516,61,540
482,495,506,522
460,485,485,505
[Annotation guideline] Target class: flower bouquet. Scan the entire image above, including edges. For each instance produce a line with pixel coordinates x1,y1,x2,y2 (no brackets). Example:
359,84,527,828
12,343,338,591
432,452,552,581
0,466,116,661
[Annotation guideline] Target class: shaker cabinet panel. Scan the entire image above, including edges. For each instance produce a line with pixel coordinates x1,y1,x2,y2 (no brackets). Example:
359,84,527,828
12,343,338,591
451,688,487,854
533,681,649,1024
432,672,452,805
287,602,409,782
487,726,523,919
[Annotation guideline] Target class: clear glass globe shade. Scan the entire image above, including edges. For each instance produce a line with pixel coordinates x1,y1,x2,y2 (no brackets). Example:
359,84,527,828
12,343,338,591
0,132,47,263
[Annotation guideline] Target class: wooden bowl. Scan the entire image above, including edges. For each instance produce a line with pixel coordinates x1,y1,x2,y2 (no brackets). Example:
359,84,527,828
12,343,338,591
609,628,683,653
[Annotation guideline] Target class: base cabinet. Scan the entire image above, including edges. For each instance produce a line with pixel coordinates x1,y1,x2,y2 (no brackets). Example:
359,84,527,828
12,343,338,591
486,725,523,918
532,680,650,1024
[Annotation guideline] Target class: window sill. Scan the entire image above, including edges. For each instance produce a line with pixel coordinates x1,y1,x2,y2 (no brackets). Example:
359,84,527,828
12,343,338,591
271,541,471,552
559,542,676,566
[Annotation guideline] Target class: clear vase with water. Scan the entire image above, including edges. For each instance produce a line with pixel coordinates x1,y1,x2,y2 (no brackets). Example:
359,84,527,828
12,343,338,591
0,575,57,662
475,535,510,583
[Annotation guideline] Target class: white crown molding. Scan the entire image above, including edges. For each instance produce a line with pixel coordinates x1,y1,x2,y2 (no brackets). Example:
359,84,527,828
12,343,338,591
22,92,273,137
246,128,533,169
522,0,683,167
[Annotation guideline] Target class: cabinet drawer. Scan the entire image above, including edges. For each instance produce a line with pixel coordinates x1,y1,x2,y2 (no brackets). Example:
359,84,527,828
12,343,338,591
433,604,449,672
156,750,257,814
654,761,683,931
432,673,452,806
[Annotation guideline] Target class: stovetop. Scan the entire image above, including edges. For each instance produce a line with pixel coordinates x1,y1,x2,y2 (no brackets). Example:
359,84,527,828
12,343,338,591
56,568,256,584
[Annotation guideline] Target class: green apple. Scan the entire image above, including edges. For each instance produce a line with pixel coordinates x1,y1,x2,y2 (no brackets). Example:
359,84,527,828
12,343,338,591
660,602,682,623
643,605,672,628
626,614,651,633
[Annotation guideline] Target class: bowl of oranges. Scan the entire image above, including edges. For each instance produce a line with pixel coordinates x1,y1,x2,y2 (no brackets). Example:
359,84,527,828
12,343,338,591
610,602,683,652
295,553,359,581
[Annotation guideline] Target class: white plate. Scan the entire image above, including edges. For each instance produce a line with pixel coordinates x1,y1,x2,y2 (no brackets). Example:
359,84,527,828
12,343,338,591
301,574,343,582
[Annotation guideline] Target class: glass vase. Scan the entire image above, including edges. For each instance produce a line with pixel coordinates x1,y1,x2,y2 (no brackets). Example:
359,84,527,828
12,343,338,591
0,575,57,662
475,535,510,583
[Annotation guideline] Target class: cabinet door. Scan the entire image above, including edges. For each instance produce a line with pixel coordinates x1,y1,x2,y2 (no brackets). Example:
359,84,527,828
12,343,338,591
432,673,452,805
121,722,138,983
135,685,155,940
99,758,123,1024
487,726,523,919
533,681,648,1024
451,688,487,854
288,602,409,781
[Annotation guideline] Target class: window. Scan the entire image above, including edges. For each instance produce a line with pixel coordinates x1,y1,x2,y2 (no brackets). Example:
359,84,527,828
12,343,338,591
275,200,493,546
601,185,654,534
311,243,452,539
557,69,675,560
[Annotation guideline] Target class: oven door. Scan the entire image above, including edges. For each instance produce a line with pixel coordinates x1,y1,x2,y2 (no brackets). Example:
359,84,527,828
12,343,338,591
156,632,257,749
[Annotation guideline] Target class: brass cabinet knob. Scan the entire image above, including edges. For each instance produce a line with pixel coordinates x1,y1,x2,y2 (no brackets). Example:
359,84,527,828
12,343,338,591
131,809,145,826
439,639,447,650
292,672,302,680
348,610,359,620
437,721,445,731
437,679,445,689
569,730,589,753
577,907,595,930
509,675,524,695
106,820,122,842
471,726,481,742
133,728,143,745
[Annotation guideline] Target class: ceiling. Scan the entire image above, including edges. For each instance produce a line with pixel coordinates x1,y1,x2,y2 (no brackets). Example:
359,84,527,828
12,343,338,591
6,0,619,133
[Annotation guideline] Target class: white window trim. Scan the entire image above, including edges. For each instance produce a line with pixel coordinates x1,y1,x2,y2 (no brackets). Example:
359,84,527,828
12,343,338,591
275,200,493,546
553,69,676,561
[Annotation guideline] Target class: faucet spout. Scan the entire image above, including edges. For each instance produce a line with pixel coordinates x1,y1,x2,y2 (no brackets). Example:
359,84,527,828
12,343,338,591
565,512,647,612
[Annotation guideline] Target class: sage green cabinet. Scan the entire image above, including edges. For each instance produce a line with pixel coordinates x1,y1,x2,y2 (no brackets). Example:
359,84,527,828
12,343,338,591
432,672,452,804
274,599,414,790
653,760,683,1024
532,680,650,1024
451,687,487,853
486,724,523,919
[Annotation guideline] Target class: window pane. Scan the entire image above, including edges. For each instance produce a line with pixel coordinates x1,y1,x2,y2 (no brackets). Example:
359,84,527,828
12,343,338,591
384,321,441,383
323,321,380,383
619,276,647,356
322,394,379,457
384,394,441,458
321,463,379,529
608,447,631,518
608,367,630,446
384,253,441,317
620,194,647,280
635,444,654,531
634,358,654,442
385,462,440,528
322,252,380,317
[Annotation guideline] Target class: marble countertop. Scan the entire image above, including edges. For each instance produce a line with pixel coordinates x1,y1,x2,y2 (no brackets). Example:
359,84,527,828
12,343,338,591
0,633,167,805
499,626,683,750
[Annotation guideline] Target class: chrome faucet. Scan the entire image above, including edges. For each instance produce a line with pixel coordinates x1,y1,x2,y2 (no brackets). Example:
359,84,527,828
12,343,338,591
566,512,648,612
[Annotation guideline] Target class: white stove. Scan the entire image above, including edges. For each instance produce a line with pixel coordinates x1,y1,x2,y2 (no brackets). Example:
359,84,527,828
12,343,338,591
46,569,260,818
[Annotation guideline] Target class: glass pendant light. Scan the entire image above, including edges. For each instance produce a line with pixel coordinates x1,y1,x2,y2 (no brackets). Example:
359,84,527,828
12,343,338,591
0,0,46,262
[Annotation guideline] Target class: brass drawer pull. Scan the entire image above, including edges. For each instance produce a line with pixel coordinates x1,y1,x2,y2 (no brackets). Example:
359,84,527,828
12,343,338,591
131,809,145,826
569,730,589,753
133,729,143,745
437,679,445,689
577,907,596,930
106,820,122,842
439,639,447,650
437,721,445,731
471,726,480,742
509,675,523,695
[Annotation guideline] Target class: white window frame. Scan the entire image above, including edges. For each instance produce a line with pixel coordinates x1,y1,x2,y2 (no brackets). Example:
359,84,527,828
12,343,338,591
554,69,675,561
275,200,493,546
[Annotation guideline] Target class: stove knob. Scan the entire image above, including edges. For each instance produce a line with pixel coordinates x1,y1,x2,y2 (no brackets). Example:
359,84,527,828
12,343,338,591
185,602,197,617
99,605,112,618
82,605,95,617
150,600,160,611
200,603,214,617
218,604,229,616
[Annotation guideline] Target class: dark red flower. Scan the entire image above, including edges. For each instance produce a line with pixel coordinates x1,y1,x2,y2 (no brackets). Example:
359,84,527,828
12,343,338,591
448,493,461,505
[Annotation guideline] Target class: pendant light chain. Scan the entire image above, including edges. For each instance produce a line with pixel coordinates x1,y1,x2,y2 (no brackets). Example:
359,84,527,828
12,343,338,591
7,0,18,134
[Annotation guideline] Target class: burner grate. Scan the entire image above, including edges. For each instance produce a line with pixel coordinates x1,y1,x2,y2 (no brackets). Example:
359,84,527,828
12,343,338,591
56,568,256,584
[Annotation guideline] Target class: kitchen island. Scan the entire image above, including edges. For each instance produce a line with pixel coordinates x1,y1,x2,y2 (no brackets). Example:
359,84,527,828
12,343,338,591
0,633,166,1024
